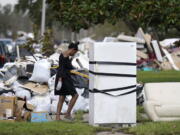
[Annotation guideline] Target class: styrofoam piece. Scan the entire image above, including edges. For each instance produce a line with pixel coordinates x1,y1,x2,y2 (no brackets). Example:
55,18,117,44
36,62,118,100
151,40,163,62
80,37,95,44
162,49,179,70
160,38,180,47
103,37,118,42
117,34,145,44
89,42,137,125
29,59,51,83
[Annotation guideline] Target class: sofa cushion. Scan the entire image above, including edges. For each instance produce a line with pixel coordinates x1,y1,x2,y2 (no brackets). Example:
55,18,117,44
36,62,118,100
155,105,180,117
145,83,180,104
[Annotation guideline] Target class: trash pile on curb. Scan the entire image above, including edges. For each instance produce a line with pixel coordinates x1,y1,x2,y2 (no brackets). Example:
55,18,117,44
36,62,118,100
0,27,179,122
0,41,90,122
103,27,180,71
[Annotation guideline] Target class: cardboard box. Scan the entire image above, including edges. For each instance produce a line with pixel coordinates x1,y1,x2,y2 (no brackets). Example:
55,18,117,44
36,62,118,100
26,103,35,111
0,96,17,118
21,82,48,95
31,112,49,122
23,112,31,121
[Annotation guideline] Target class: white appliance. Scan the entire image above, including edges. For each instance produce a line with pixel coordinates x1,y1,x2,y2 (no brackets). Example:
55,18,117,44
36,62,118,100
89,42,137,125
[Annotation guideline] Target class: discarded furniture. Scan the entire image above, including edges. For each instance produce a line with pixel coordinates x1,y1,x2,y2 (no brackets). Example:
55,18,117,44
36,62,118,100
144,82,180,121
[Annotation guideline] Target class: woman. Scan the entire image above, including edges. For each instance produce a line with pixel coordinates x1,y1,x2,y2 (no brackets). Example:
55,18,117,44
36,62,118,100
55,42,79,120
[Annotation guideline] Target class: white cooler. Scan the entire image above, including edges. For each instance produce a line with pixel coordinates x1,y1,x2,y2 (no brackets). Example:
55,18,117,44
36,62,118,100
89,42,137,125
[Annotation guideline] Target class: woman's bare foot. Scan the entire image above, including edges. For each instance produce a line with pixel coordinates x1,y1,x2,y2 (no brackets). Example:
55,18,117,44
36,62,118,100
56,115,61,121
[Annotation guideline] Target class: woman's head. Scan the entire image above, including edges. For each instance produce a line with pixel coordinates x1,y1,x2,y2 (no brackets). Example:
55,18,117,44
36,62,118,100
68,42,79,56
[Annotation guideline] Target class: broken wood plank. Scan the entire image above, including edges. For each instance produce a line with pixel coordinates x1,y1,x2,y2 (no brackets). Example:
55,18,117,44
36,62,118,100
152,40,163,62
117,34,145,44
137,50,148,59
136,28,153,53
162,48,179,70
21,82,48,95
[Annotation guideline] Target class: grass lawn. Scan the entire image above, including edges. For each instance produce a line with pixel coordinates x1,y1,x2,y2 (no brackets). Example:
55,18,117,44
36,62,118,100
0,121,95,135
0,111,109,135
123,105,180,135
137,70,180,83
133,71,180,135
126,121,180,135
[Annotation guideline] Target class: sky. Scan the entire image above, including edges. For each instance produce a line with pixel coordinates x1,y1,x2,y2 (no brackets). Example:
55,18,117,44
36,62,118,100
0,0,18,6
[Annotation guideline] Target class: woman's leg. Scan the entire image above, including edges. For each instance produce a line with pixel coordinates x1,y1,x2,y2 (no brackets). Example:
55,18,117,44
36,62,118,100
56,95,66,120
65,94,79,118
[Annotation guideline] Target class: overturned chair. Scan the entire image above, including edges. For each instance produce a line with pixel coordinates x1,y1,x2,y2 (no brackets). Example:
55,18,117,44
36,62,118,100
143,82,180,121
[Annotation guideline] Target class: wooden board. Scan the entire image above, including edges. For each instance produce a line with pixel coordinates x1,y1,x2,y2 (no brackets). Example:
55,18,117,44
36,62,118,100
137,50,148,59
21,82,48,95
117,34,145,44
136,28,153,53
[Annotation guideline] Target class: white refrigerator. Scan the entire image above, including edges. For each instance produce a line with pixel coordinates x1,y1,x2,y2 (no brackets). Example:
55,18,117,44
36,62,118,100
89,42,137,125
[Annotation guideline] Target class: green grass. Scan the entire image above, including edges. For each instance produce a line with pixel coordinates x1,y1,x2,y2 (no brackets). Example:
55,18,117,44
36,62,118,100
0,120,110,135
0,111,110,135
74,111,87,122
128,71,180,135
137,71,180,83
121,106,180,135
1,71,180,135
0,121,96,135
126,121,180,135
137,106,150,123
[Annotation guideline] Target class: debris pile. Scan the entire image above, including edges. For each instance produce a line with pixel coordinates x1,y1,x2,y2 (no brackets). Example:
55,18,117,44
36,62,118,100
0,44,89,122
104,28,180,71
0,28,179,122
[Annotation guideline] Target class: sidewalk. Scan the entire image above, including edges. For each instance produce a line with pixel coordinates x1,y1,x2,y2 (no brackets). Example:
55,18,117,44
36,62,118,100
83,113,133,135
97,132,132,135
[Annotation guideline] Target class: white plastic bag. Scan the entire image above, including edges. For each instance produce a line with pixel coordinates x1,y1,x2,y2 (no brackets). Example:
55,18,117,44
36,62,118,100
29,59,51,83
12,81,22,91
73,88,89,112
15,87,31,100
48,75,56,91
28,94,51,112
56,81,62,90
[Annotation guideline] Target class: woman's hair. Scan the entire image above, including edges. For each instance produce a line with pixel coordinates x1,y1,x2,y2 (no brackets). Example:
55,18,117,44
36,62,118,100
68,42,79,50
